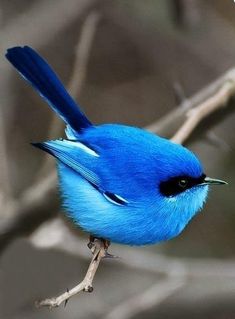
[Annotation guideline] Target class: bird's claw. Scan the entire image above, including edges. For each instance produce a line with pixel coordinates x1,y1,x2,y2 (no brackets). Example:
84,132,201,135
103,251,119,259
87,235,96,253
87,236,117,258
87,241,95,250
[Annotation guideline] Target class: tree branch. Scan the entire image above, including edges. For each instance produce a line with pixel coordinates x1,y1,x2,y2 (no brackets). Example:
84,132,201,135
171,79,235,144
146,68,235,139
36,239,106,308
31,216,235,310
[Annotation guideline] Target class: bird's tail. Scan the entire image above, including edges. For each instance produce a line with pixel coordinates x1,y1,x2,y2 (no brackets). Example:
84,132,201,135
5,46,92,133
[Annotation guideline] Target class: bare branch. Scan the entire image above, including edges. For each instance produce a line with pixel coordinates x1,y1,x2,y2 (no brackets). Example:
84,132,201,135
34,219,235,315
36,239,106,308
171,79,235,144
146,68,235,139
30,216,235,313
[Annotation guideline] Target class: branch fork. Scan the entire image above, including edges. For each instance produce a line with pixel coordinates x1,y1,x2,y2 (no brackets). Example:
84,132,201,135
171,78,235,144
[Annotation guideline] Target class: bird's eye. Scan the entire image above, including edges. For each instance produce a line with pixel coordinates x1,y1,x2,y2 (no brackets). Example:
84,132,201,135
178,178,188,188
159,175,205,197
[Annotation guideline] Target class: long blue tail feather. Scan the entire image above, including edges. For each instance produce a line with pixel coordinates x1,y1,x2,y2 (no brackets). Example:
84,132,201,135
6,46,92,132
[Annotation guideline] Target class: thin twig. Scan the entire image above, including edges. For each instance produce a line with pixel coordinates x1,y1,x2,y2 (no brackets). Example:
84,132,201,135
32,217,235,312
171,79,235,144
36,239,106,308
146,68,235,138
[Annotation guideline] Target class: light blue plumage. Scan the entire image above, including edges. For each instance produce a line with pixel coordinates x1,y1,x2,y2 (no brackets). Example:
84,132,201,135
5,46,226,245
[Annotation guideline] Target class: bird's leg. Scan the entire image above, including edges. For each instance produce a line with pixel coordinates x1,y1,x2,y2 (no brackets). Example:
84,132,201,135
87,235,96,251
102,239,119,259
88,236,118,258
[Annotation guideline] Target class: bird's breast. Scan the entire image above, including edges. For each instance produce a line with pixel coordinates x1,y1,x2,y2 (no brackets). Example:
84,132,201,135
57,163,207,245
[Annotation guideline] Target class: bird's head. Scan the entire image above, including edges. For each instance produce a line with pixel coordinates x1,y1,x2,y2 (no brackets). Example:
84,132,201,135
150,138,227,240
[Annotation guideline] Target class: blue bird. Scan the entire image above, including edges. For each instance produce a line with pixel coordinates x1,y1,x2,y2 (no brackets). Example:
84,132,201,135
6,46,227,246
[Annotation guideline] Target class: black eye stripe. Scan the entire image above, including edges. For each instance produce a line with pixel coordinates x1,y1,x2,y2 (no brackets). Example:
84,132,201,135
160,174,206,197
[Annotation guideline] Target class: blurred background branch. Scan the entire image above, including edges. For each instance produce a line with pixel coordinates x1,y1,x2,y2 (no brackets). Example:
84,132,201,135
171,75,235,144
146,68,235,140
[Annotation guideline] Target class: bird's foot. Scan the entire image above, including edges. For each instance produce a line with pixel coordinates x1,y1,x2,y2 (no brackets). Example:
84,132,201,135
87,235,96,251
87,236,118,259
103,251,119,259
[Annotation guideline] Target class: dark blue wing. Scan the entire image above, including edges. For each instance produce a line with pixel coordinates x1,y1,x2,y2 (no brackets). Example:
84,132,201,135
32,139,100,187
6,46,92,132
33,139,128,206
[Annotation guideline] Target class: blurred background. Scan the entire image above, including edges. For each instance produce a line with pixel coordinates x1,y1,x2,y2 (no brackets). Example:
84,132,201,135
0,0,235,318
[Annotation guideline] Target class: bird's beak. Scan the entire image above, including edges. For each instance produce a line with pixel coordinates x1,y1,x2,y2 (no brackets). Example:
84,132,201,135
200,177,228,186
